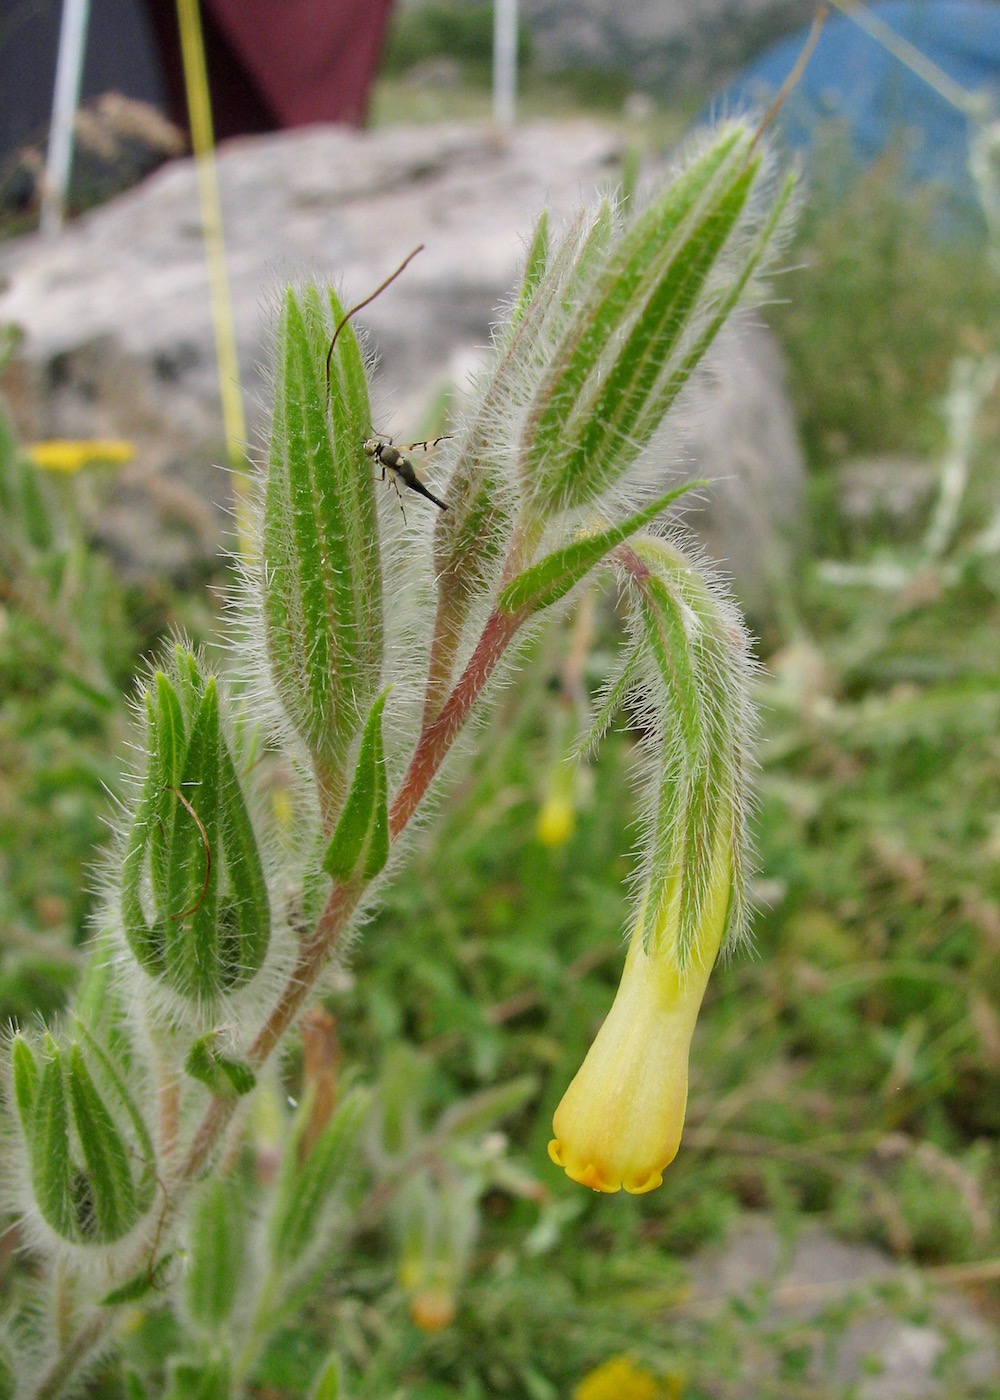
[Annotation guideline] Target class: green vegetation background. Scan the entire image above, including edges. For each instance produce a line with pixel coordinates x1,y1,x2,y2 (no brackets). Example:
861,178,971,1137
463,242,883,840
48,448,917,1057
2,21,999,1397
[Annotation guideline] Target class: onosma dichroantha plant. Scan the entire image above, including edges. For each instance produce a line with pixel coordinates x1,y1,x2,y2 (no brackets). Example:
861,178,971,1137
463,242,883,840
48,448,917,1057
1,120,795,1397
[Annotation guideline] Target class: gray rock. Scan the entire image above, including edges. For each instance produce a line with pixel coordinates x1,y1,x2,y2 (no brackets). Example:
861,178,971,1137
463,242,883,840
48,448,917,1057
0,120,804,611
667,318,806,622
687,1216,999,1398
399,0,819,91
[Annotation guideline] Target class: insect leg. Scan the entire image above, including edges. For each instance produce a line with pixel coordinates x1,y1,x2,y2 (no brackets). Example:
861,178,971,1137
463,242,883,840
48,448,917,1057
403,435,452,454
385,468,408,524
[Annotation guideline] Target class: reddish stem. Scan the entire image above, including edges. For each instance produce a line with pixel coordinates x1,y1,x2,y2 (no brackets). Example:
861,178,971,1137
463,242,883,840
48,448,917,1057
248,882,358,1070
390,606,523,838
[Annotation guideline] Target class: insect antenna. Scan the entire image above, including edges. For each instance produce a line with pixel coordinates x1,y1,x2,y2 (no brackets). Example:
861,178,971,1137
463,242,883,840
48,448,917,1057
750,5,826,151
325,243,425,395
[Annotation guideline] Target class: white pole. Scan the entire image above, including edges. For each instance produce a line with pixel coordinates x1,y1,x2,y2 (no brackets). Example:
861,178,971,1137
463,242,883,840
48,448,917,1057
40,0,91,237
493,0,518,127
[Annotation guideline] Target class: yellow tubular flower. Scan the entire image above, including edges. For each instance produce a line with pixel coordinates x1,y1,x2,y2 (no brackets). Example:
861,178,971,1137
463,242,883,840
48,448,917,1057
549,841,732,1194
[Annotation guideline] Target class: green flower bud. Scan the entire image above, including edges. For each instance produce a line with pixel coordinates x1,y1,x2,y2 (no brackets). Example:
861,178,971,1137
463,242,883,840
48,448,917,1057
121,647,271,1006
11,1031,155,1245
518,123,794,518
262,286,383,795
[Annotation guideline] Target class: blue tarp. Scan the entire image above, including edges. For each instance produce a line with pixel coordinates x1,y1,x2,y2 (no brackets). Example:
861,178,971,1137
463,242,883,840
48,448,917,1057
711,2,1000,195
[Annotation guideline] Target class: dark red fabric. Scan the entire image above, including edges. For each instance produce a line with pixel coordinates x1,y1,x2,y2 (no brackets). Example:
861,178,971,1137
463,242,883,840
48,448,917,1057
141,0,395,139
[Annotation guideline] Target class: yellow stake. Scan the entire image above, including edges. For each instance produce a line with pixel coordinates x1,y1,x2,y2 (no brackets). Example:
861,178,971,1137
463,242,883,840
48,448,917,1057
175,0,253,558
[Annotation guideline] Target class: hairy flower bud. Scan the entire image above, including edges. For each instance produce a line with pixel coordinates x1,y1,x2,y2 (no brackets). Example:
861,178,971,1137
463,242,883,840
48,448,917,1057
120,647,271,1007
11,1030,156,1244
262,286,383,796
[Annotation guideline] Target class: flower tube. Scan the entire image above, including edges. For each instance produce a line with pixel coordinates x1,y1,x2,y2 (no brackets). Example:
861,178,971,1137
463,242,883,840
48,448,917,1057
549,842,731,1194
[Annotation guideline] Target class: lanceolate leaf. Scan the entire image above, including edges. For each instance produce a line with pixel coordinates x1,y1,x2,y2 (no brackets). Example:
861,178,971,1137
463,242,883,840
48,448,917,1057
498,482,703,616
571,643,643,760
509,208,549,333
101,1252,176,1307
186,1178,245,1329
147,671,186,899
322,689,391,884
215,738,271,989
75,1023,156,1207
164,682,222,997
637,574,704,757
269,1087,370,1269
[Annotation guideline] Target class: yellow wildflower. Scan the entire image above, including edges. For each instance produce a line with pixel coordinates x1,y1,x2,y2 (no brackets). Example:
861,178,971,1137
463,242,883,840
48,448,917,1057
573,1354,661,1400
549,844,731,1194
28,439,134,473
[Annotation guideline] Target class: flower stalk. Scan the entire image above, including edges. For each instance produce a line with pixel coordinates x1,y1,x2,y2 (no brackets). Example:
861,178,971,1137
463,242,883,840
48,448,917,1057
549,535,755,1192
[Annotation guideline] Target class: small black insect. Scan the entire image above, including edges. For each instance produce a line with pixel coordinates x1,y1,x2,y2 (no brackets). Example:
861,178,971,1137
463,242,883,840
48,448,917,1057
363,435,450,518
325,245,451,521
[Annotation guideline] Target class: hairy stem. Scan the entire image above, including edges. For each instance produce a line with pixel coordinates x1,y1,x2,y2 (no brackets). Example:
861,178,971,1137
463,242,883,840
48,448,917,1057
35,1313,109,1400
421,596,464,727
157,1063,181,1164
391,605,524,838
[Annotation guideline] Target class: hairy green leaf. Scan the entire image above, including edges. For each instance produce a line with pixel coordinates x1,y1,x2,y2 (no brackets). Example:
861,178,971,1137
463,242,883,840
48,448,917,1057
11,1034,39,1133
100,1252,176,1307
498,481,702,615
67,1045,139,1241
186,1179,245,1330
269,1087,370,1269
322,689,391,884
